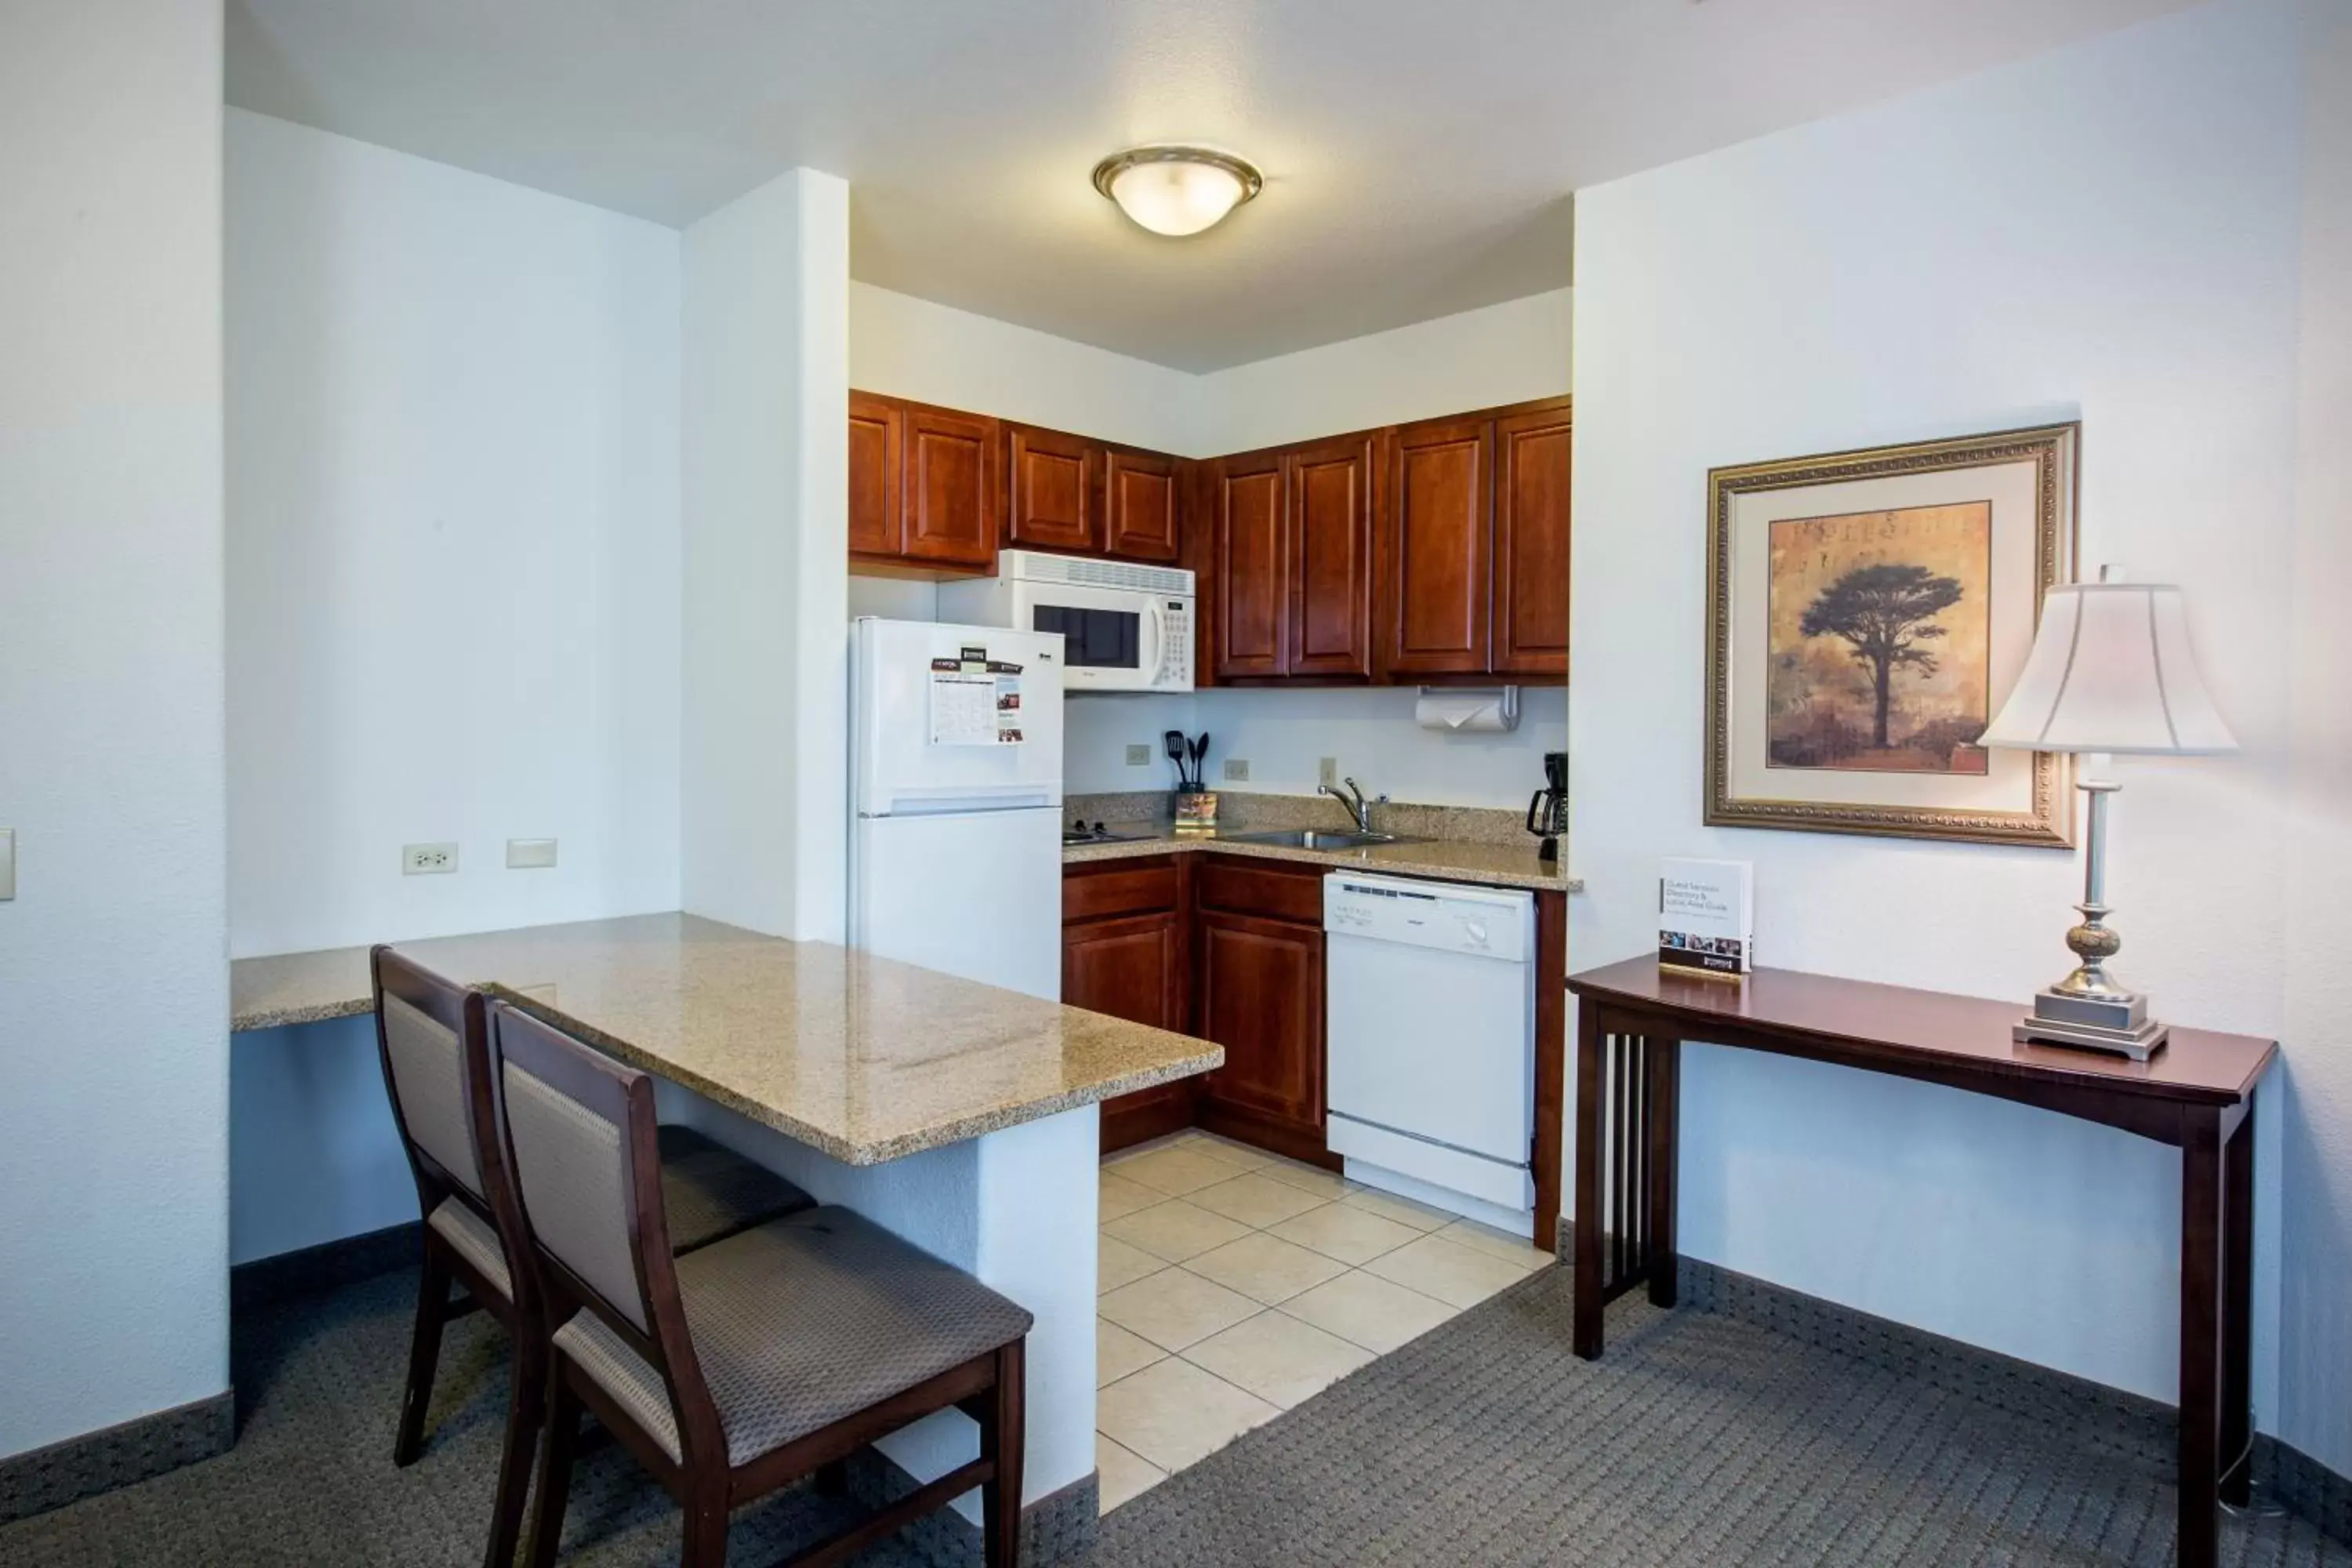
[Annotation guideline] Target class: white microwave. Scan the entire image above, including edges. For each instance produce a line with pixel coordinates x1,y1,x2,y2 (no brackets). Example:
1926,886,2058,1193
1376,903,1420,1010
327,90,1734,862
939,550,1196,693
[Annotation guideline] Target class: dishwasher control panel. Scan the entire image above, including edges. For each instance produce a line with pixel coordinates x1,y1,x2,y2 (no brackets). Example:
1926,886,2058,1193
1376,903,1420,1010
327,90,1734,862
1323,871,1534,963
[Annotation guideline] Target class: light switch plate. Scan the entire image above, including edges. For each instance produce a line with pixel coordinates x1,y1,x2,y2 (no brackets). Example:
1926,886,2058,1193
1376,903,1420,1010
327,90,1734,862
1319,757,1339,787
1223,758,1250,782
1125,744,1151,767
0,828,13,900
402,842,459,875
506,837,558,869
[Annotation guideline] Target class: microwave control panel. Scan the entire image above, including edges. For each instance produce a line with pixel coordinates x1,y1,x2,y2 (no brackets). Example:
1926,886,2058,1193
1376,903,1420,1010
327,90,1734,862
1158,599,1193,684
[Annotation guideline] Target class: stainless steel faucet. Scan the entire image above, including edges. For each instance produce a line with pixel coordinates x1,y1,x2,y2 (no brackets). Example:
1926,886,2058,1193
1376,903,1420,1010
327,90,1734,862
1319,777,1388,833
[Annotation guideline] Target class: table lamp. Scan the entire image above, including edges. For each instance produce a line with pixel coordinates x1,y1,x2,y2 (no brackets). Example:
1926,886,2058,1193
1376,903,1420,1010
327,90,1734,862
1976,579,2235,1059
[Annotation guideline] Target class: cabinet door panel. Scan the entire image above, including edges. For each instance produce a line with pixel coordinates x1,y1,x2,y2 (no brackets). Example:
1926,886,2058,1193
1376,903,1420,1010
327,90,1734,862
1287,437,1376,679
902,405,1000,568
848,392,901,558
1007,426,1100,554
1106,448,1181,562
1196,910,1323,1135
1064,912,1185,1032
1214,456,1288,679
1385,419,1493,676
1493,406,1572,678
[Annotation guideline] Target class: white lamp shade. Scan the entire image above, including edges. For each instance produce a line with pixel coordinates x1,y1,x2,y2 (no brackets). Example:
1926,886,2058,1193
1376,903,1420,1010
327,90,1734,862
1978,583,2236,755
1107,158,1247,237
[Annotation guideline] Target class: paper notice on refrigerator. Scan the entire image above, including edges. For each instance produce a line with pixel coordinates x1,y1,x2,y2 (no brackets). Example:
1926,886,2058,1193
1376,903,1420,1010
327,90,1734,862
929,648,1026,746
991,662,1025,745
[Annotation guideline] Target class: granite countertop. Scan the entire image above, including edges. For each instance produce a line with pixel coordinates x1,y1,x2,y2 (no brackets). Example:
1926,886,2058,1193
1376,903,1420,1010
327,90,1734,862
1062,823,1581,893
230,913,1221,1164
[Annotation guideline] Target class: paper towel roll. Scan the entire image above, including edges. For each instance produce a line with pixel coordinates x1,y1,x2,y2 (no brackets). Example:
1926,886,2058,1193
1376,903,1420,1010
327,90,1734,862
1414,685,1520,732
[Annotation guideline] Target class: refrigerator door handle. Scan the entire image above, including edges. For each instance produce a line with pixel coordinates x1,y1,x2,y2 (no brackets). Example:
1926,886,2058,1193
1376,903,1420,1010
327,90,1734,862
872,790,1057,817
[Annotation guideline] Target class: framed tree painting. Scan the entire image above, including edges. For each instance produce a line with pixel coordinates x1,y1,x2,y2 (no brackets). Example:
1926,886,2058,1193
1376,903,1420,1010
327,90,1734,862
1704,423,2078,847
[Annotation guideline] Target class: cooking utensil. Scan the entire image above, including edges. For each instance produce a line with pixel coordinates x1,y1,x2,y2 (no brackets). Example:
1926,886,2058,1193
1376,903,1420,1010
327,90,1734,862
1189,733,1209,787
1164,731,1189,789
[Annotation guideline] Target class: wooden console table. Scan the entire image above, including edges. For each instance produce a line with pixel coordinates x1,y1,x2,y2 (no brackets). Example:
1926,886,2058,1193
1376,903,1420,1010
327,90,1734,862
1566,956,2276,1568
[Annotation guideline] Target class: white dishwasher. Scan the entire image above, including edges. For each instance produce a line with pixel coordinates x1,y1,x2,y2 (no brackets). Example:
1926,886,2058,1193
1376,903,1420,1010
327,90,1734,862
1324,870,1536,1230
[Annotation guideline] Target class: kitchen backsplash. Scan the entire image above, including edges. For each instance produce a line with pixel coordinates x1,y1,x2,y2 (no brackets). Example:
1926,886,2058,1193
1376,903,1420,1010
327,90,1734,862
1060,685,1566,811
1064,789,1537,849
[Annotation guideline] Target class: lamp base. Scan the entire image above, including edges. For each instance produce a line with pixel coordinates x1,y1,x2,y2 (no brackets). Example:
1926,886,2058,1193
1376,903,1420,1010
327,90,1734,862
2013,1003,2170,1062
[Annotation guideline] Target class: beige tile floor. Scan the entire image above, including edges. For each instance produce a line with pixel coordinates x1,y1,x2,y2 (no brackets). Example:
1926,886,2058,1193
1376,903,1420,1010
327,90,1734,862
1092,1129,1551,1512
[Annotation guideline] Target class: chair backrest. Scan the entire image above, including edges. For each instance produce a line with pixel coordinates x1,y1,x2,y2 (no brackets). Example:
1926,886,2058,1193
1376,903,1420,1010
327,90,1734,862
371,947,543,1319
371,946,493,1203
489,1000,728,1462
488,1000,673,1334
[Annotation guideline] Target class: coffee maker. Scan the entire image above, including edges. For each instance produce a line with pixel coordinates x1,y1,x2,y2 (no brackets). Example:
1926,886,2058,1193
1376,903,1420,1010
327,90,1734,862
1526,751,1568,863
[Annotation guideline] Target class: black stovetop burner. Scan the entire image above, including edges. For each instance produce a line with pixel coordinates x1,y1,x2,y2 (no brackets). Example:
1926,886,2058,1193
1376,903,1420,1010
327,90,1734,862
1062,819,1152,846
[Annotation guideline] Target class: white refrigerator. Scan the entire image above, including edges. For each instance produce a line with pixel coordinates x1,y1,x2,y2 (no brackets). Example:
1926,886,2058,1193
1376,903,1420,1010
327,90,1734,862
850,617,1066,1001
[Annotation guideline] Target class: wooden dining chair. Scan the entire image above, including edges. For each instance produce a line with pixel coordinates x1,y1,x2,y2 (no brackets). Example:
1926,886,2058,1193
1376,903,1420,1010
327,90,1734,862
487,1000,1033,1568
369,948,815,1568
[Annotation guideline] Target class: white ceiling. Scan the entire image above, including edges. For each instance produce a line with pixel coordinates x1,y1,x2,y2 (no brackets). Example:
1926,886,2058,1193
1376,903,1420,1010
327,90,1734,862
227,0,2196,372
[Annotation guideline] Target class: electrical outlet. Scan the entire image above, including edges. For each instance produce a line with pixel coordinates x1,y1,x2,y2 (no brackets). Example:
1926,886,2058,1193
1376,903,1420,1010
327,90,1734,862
1223,758,1250,782
506,837,557,869
1125,744,1152,767
402,842,459,875
0,828,14,901
1319,757,1339,787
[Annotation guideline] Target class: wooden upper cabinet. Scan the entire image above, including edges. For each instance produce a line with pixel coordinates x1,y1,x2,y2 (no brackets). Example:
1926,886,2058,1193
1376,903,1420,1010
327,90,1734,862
1287,436,1376,679
1384,417,1494,677
900,404,1000,569
1214,453,1289,679
1006,425,1100,554
1105,448,1181,562
1493,404,1572,678
848,391,902,558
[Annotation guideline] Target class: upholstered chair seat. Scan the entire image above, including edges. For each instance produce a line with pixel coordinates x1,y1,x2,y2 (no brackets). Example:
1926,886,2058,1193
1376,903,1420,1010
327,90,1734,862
427,1130,809,1309
653,1125,812,1254
552,1207,1033,1465
426,1198,513,1300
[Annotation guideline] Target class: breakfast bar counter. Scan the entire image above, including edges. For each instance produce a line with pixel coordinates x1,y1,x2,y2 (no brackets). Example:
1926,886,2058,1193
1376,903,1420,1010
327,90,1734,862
232,911,1222,1531
230,911,1221,1163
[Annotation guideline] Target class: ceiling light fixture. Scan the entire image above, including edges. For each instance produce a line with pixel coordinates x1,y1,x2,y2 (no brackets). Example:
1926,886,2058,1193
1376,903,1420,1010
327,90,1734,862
1091,145,1263,237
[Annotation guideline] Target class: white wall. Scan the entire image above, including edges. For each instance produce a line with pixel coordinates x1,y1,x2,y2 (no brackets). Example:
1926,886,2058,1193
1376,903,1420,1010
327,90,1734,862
1192,289,1573,456
223,111,688,1269
682,169,851,942
852,281,1198,455
224,110,684,958
1571,0,2341,1458
230,1016,414,1265
1064,688,1567,811
0,0,230,1458
2277,0,2352,1478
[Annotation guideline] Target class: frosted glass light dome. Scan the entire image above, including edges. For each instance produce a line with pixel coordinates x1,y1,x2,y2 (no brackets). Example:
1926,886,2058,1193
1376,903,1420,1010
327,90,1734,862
1093,146,1263,237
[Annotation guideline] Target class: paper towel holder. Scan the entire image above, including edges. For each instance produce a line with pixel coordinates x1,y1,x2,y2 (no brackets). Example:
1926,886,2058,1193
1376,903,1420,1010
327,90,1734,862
1414,685,1520,733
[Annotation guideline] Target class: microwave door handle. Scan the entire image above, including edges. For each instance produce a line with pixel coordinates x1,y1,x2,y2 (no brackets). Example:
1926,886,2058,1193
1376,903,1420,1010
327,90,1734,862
1140,600,1165,680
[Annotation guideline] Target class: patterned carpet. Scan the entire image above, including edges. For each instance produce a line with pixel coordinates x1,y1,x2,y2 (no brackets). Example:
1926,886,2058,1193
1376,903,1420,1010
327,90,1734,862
3,1263,2343,1567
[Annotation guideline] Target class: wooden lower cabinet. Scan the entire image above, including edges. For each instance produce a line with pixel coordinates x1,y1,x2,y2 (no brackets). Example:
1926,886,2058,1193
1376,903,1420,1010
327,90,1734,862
1194,909,1329,1164
1076,854,1335,1165
1065,858,1195,1151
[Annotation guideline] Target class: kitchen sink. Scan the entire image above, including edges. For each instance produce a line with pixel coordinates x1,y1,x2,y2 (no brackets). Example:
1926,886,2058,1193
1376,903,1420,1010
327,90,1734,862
1218,828,1428,851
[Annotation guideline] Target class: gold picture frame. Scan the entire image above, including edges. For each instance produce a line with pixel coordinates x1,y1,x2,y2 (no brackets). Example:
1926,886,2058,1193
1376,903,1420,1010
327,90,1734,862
1704,423,2078,847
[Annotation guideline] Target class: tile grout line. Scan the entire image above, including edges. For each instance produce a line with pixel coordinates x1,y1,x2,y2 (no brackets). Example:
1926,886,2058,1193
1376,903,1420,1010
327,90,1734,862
1098,1130,1548,1503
